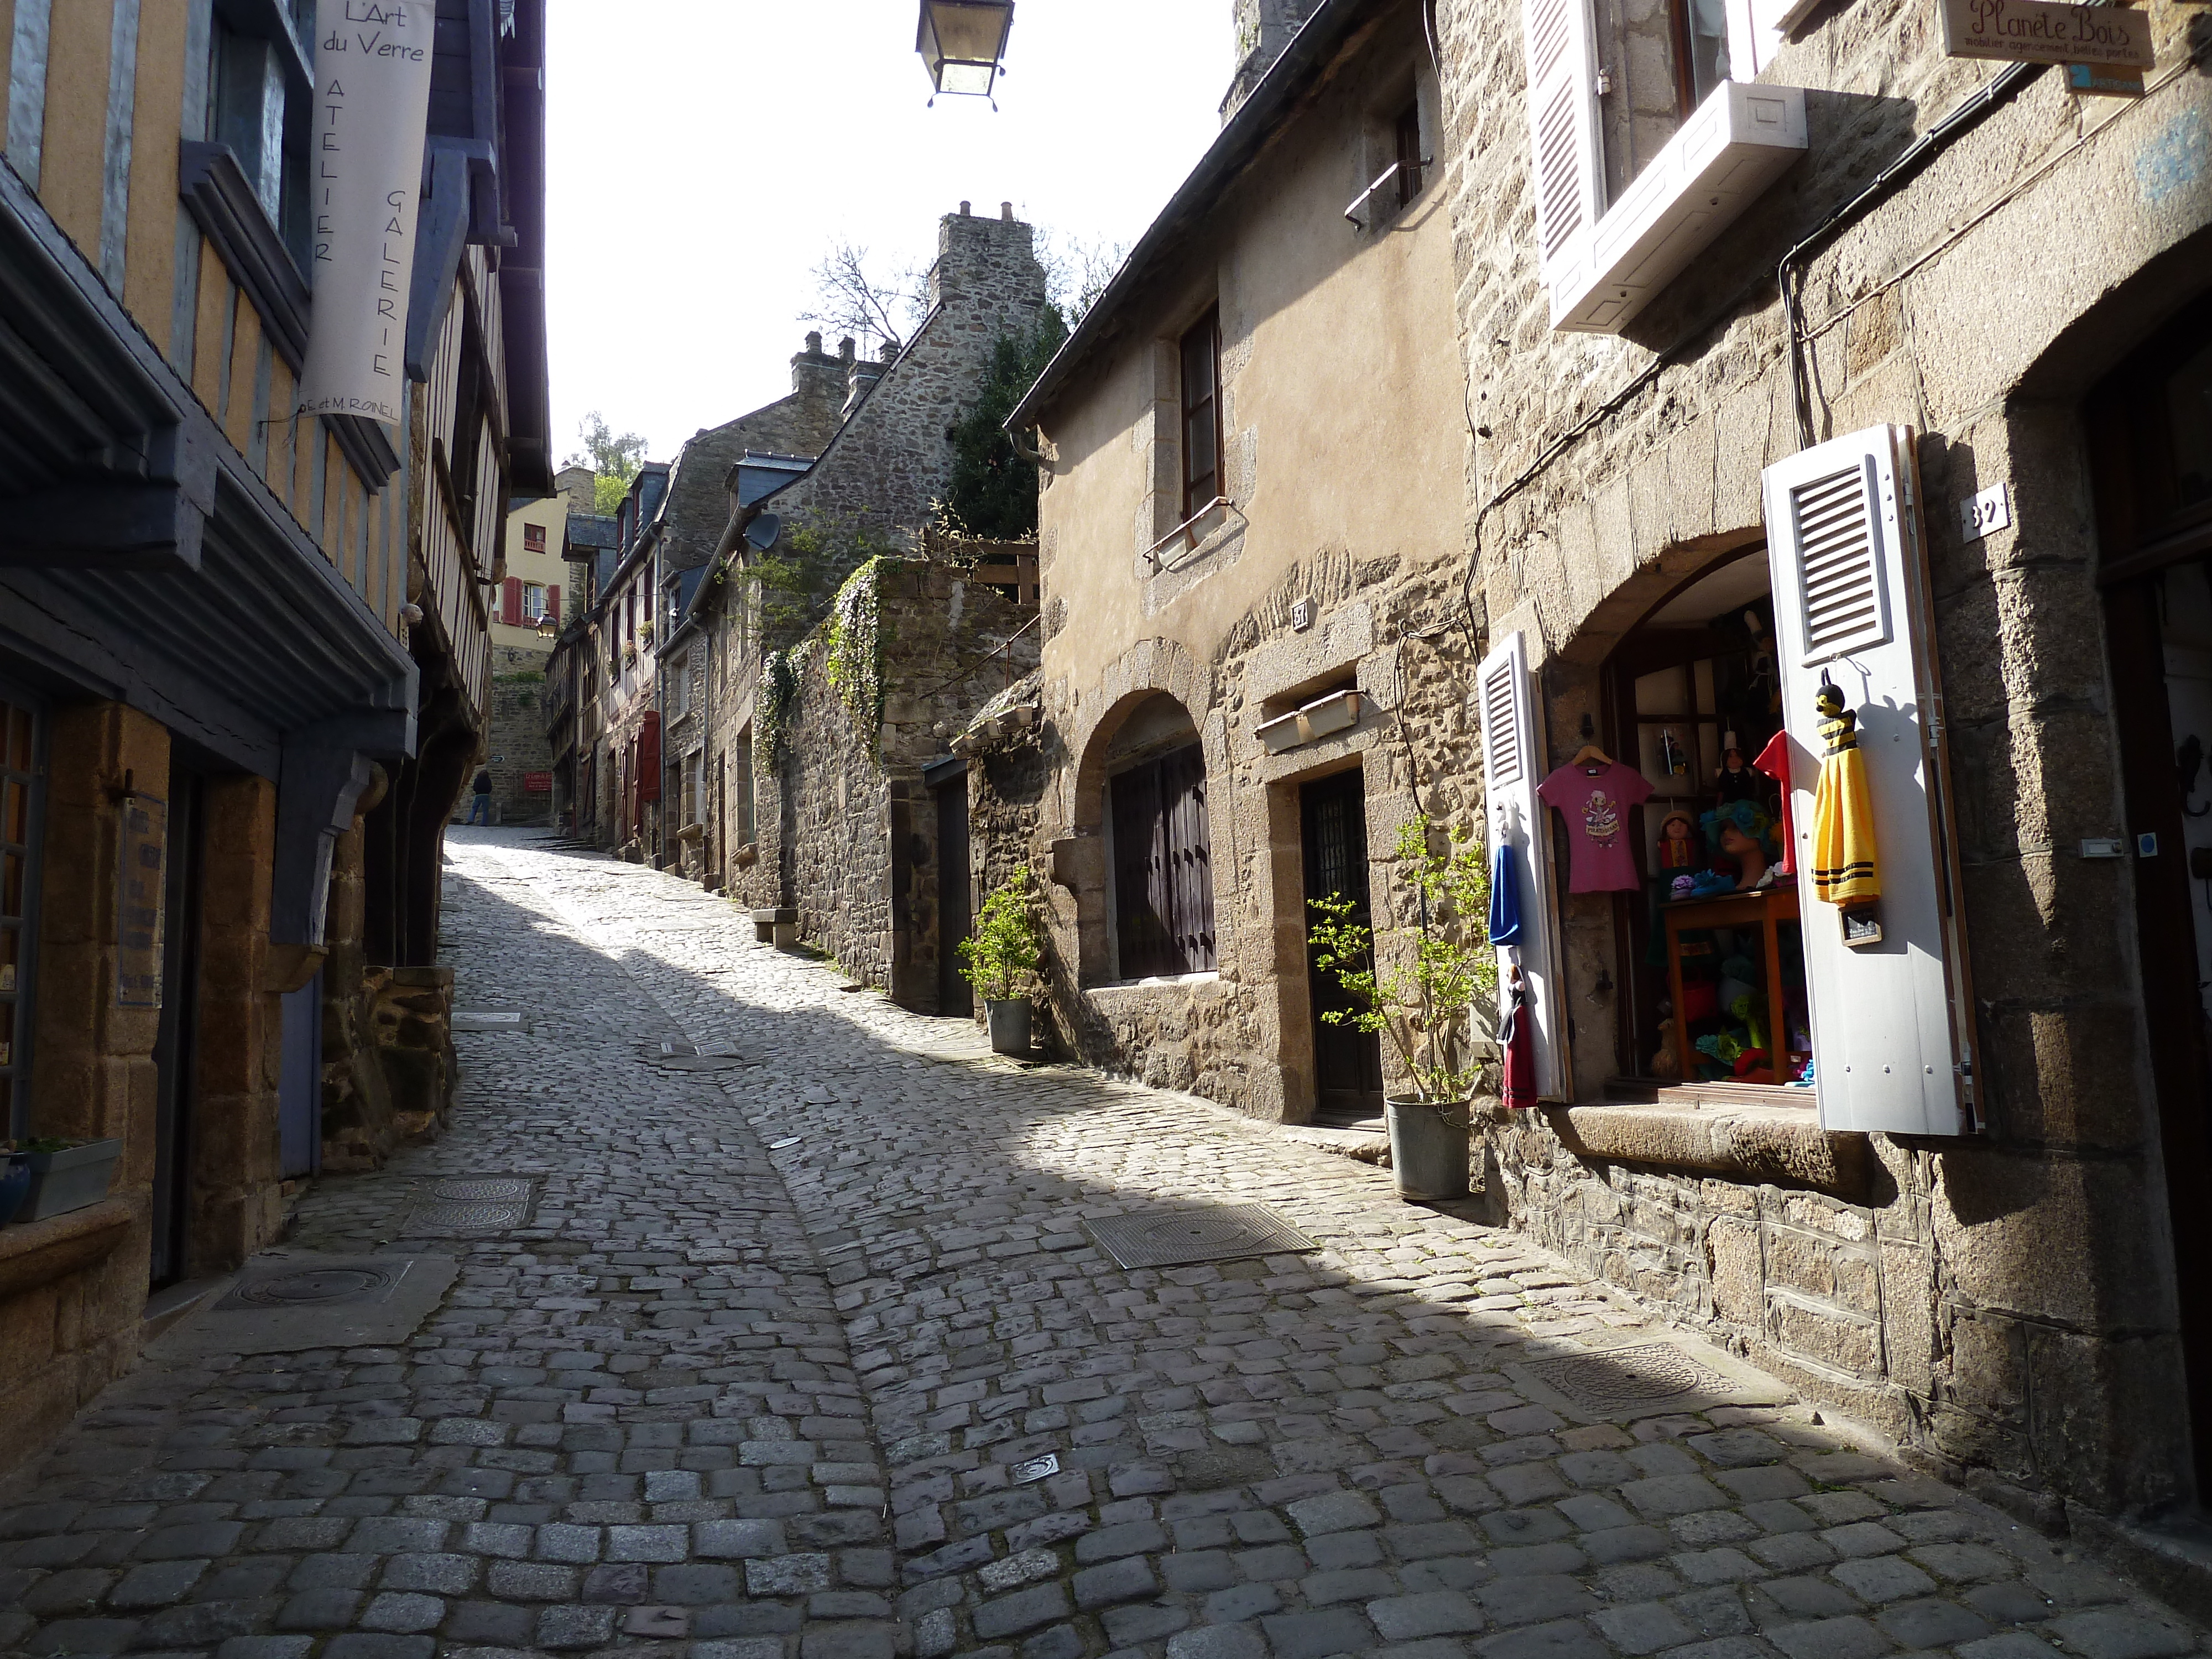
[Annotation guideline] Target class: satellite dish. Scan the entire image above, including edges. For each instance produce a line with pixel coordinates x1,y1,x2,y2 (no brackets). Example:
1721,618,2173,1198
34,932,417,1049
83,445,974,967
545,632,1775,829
745,513,781,551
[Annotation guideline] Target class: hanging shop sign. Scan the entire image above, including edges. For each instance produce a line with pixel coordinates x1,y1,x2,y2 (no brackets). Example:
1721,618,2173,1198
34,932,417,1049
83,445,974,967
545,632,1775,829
296,1,439,427
1938,0,2154,68
117,795,168,1009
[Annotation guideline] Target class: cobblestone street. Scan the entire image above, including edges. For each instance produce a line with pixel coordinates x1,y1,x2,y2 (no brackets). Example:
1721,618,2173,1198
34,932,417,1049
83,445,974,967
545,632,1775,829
4,827,2208,1659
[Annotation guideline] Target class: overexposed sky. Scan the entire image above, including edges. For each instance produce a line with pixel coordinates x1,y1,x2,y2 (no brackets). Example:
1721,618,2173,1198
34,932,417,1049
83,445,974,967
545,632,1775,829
543,1,1233,467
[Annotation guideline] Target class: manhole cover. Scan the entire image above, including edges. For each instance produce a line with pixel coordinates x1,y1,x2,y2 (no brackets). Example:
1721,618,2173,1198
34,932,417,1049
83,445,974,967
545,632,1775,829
215,1260,408,1312
1084,1204,1319,1269
402,1176,539,1235
644,1041,744,1072
1522,1344,1736,1413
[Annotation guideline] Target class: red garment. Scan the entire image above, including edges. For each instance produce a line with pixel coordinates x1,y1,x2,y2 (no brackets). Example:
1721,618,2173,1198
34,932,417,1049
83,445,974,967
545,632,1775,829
1752,730,1796,877
1501,993,1538,1110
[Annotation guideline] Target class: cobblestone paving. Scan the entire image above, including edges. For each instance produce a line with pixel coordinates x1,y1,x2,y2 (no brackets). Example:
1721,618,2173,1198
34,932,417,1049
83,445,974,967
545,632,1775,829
4,827,2208,1659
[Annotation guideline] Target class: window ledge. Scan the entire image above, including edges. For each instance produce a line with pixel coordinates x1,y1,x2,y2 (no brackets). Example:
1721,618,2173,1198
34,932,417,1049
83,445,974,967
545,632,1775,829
1550,81,1808,334
0,1198,136,1302
1090,971,1222,998
1531,1098,1868,1192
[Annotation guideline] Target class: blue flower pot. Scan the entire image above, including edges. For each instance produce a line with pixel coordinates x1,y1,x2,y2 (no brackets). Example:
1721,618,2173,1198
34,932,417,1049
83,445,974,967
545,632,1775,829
0,1155,30,1225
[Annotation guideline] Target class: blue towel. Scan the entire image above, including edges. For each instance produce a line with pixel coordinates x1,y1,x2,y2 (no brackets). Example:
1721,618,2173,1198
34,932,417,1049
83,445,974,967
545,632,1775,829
1489,840,1523,946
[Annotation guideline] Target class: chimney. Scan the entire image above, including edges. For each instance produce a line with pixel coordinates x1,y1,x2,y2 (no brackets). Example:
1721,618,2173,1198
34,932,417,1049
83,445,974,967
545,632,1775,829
844,353,887,418
790,330,846,408
926,202,1047,314
1223,0,1322,123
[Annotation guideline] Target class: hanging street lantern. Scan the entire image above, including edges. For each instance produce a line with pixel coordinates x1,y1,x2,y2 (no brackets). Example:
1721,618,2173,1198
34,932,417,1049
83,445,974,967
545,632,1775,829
917,0,1013,104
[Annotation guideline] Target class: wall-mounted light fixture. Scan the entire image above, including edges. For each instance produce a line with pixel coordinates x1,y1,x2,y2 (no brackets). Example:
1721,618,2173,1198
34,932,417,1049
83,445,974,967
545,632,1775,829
917,0,1013,103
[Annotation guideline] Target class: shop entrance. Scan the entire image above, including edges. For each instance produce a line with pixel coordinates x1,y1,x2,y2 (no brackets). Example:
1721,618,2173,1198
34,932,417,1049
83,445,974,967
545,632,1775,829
1595,552,1814,1100
2089,294,2212,1499
1301,768,1385,1125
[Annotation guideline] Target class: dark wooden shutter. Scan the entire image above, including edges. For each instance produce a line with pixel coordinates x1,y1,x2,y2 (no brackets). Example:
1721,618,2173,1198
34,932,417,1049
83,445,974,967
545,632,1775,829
545,586,560,624
501,577,523,625
1110,743,1216,978
638,712,662,801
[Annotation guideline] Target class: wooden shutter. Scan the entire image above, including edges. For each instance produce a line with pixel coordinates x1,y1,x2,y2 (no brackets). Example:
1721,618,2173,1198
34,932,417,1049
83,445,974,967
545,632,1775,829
1167,746,1217,972
501,577,523,625
1522,0,1603,280
545,586,560,624
1762,425,1977,1136
1477,630,1567,1099
638,712,662,802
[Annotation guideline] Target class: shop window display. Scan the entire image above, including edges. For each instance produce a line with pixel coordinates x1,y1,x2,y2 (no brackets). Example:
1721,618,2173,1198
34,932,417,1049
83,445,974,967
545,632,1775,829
1596,559,1813,1093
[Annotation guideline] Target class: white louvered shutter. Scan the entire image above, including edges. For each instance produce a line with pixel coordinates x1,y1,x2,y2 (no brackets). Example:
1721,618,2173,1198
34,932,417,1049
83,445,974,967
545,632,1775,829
1762,425,1977,1137
1478,630,1567,1100
1522,0,1604,288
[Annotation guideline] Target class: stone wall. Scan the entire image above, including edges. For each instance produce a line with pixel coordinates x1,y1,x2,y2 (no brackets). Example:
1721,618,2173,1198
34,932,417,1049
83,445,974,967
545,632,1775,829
738,562,1041,1007
486,643,554,825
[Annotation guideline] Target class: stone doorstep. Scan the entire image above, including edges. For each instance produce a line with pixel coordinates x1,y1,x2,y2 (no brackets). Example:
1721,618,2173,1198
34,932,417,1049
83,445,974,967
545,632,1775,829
140,1275,226,1343
2068,1505,2212,1631
1536,1098,1870,1192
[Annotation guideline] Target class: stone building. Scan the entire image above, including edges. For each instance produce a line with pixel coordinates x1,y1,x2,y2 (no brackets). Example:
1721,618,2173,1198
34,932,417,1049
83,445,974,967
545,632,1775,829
988,0,2212,1543
694,205,1056,1000
0,0,549,1463
476,494,571,826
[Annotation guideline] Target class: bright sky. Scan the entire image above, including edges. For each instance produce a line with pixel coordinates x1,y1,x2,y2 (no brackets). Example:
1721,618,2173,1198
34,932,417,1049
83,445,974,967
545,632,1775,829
543,1,1233,468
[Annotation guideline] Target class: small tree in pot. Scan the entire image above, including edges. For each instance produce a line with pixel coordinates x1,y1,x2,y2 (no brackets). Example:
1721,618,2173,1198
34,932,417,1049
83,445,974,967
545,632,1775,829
1308,816,1495,1201
959,869,1045,1056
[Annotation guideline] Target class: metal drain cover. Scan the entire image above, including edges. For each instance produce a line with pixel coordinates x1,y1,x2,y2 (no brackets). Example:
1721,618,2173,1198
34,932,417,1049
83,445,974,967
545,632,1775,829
645,1041,745,1072
1510,1339,1790,1421
402,1176,539,1235
1084,1204,1318,1269
216,1260,406,1311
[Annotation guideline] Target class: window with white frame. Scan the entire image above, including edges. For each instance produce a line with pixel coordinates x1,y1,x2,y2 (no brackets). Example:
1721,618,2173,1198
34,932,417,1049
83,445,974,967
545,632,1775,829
1522,0,1805,333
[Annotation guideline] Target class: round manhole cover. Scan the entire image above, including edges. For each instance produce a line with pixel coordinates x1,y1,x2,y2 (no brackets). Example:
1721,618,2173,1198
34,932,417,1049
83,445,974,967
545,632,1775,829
234,1266,399,1307
1543,1348,1717,1403
431,1178,534,1201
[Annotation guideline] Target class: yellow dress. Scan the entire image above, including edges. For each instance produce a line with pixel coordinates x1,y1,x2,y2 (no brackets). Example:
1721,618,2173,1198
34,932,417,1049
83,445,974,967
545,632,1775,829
1810,689,1880,906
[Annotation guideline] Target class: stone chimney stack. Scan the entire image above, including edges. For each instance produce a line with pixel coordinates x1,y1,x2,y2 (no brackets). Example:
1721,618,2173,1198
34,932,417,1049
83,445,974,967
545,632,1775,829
926,202,1048,316
843,342,897,419
789,330,848,413
1223,0,1322,123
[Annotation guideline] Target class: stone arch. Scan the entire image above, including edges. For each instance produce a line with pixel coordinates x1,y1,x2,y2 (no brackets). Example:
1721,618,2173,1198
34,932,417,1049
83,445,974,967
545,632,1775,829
1060,638,1224,986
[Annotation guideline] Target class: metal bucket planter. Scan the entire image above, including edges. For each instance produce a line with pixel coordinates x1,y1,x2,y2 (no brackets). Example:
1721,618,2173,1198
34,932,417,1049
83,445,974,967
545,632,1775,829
985,999,1032,1057
1384,1098,1469,1202
18,1138,123,1222
0,1154,29,1224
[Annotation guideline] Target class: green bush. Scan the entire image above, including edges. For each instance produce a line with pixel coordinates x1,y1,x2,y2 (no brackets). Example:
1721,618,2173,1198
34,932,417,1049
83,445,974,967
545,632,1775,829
958,869,1044,1003
1308,816,1496,1103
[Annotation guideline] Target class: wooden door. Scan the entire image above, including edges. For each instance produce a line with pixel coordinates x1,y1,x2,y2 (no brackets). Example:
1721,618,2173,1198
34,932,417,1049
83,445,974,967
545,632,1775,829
2089,295,2212,1498
1302,769,1385,1122
150,772,204,1289
937,782,973,1019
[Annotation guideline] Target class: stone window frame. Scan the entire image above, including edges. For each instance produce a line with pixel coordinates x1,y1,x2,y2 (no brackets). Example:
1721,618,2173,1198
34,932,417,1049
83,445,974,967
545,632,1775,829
1138,290,1240,575
1350,60,1441,236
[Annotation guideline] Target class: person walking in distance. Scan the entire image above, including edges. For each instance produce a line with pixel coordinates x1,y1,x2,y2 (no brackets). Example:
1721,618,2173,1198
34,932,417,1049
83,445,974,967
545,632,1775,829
466,765,494,825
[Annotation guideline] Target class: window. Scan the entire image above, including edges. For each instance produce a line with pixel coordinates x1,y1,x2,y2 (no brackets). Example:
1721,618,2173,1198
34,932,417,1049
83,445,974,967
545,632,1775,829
523,582,549,620
1180,309,1222,520
1110,743,1216,978
210,13,312,273
1394,100,1425,207
524,523,547,553
0,691,41,1140
1521,0,1804,333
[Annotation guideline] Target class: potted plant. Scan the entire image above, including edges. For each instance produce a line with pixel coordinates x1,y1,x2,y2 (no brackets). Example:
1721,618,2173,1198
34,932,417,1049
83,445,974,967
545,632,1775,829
1308,816,1495,1201
959,869,1045,1057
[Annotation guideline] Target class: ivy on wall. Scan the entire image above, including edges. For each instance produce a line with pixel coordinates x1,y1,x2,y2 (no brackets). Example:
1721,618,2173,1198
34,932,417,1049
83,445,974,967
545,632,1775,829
757,647,800,774
823,557,893,736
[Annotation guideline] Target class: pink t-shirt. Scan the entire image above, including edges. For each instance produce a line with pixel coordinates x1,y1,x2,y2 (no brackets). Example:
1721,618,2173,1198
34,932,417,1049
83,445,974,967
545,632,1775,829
1537,761,1654,893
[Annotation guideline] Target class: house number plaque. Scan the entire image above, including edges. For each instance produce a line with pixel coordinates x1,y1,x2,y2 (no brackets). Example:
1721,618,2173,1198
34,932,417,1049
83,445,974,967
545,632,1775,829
117,795,167,1008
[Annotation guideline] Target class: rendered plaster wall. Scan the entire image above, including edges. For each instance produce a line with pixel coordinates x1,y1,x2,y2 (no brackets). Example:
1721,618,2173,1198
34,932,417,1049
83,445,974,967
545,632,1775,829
1017,5,1472,1119
1430,0,2212,1512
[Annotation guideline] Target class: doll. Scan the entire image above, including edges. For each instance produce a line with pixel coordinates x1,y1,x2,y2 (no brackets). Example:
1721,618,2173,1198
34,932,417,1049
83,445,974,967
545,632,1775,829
1714,738,1760,806
1656,811,1700,873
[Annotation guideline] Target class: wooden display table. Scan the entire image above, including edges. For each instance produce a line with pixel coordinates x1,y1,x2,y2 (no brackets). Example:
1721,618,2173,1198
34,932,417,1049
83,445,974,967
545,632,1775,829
1661,883,1802,1084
